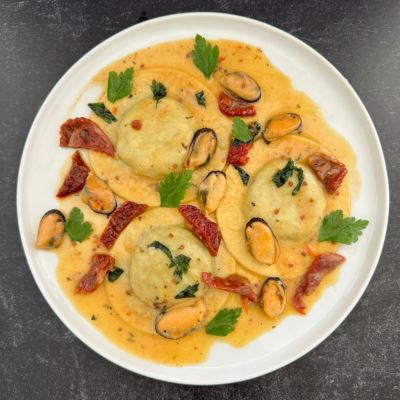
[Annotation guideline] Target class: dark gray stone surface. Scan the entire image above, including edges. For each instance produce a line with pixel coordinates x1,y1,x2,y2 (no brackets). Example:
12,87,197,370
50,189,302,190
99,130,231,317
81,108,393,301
1,0,399,398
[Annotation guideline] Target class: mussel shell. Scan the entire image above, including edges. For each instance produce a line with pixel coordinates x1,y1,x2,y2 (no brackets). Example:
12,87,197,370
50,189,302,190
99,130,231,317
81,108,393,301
245,217,280,265
220,72,261,102
184,128,217,170
81,173,117,215
155,298,206,339
36,209,65,249
198,170,227,213
263,113,302,141
259,277,286,319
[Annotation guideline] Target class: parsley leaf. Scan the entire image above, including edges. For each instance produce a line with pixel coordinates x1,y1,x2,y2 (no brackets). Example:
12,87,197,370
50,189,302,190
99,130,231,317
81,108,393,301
171,254,191,283
151,80,167,105
175,282,199,299
108,267,124,282
319,210,369,244
148,241,173,261
107,67,134,103
195,90,206,106
192,34,219,79
234,165,250,186
205,308,242,336
88,103,117,124
65,207,93,242
232,117,253,143
159,170,193,207
272,159,304,196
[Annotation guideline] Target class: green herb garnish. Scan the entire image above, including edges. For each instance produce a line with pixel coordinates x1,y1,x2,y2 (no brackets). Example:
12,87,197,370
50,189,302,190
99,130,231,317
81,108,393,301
148,241,191,283
158,170,193,207
319,210,369,244
65,207,93,242
272,159,304,196
232,117,253,143
107,67,134,103
175,282,199,299
88,103,117,124
234,165,250,186
151,80,167,105
205,308,242,336
195,90,206,106
192,34,219,79
108,267,124,282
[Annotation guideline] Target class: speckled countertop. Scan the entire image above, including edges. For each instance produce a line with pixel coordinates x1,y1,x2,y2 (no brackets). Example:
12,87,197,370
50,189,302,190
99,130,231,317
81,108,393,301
1,1,399,399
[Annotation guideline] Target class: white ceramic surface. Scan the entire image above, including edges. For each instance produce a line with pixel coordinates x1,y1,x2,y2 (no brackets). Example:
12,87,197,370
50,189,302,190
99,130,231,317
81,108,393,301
17,13,389,385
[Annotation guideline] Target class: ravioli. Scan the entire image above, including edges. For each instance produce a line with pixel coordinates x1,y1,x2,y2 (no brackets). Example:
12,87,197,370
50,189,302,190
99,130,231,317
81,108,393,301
217,135,351,277
105,208,235,334
89,68,231,206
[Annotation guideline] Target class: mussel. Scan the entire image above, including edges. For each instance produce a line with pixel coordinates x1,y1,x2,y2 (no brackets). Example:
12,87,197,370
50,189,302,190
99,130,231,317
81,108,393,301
81,173,117,215
198,171,227,213
36,209,65,249
155,298,206,339
262,113,302,142
245,218,280,264
259,277,286,319
220,71,261,102
184,128,217,170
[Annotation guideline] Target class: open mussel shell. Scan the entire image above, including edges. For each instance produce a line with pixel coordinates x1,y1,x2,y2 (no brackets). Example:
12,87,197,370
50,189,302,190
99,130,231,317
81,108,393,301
220,71,261,102
184,128,217,170
259,277,286,319
262,113,302,141
198,171,227,214
36,209,65,249
81,173,117,215
245,217,280,265
155,298,206,339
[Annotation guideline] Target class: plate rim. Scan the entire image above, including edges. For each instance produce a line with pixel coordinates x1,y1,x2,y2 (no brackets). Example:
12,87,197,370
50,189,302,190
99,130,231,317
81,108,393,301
16,12,390,385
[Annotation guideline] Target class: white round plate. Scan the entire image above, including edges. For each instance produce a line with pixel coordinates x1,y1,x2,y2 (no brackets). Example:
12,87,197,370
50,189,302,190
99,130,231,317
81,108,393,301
17,13,389,385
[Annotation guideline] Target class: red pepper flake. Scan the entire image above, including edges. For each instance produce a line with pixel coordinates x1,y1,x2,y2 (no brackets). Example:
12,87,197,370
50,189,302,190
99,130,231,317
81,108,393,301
131,120,142,130
219,56,226,63
300,214,306,220
56,151,90,197
112,107,119,115
168,233,174,238
100,201,148,248
288,181,294,187
75,254,115,294
301,250,307,257
274,208,280,215
178,205,222,256
178,244,185,250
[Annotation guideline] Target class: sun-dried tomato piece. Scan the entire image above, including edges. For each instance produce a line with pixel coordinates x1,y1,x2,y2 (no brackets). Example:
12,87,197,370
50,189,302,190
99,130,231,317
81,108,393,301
60,117,115,156
293,253,345,314
56,151,90,197
227,142,253,166
218,92,256,117
75,254,115,294
308,153,347,194
100,201,148,248
178,205,222,256
202,272,258,303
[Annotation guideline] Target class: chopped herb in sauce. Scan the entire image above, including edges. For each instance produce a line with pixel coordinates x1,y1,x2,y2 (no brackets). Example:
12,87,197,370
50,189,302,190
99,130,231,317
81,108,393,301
65,207,93,242
175,282,199,299
108,267,124,282
205,307,242,336
192,34,219,79
151,80,167,105
234,165,250,185
107,67,134,103
88,103,117,124
195,90,206,106
272,159,304,196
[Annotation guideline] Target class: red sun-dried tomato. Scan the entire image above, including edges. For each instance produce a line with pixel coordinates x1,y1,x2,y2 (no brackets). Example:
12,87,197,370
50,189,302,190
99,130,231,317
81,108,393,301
308,153,347,194
60,117,115,156
56,151,90,197
75,254,115,294
100,201,148,249
293,253,346,314
178,205,222,256
202,272,258,303
218,92,256,117
227,142,253,166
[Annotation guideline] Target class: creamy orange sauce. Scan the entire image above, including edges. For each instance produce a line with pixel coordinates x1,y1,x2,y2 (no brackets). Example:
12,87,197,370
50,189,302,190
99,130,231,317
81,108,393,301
55,38,358,365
